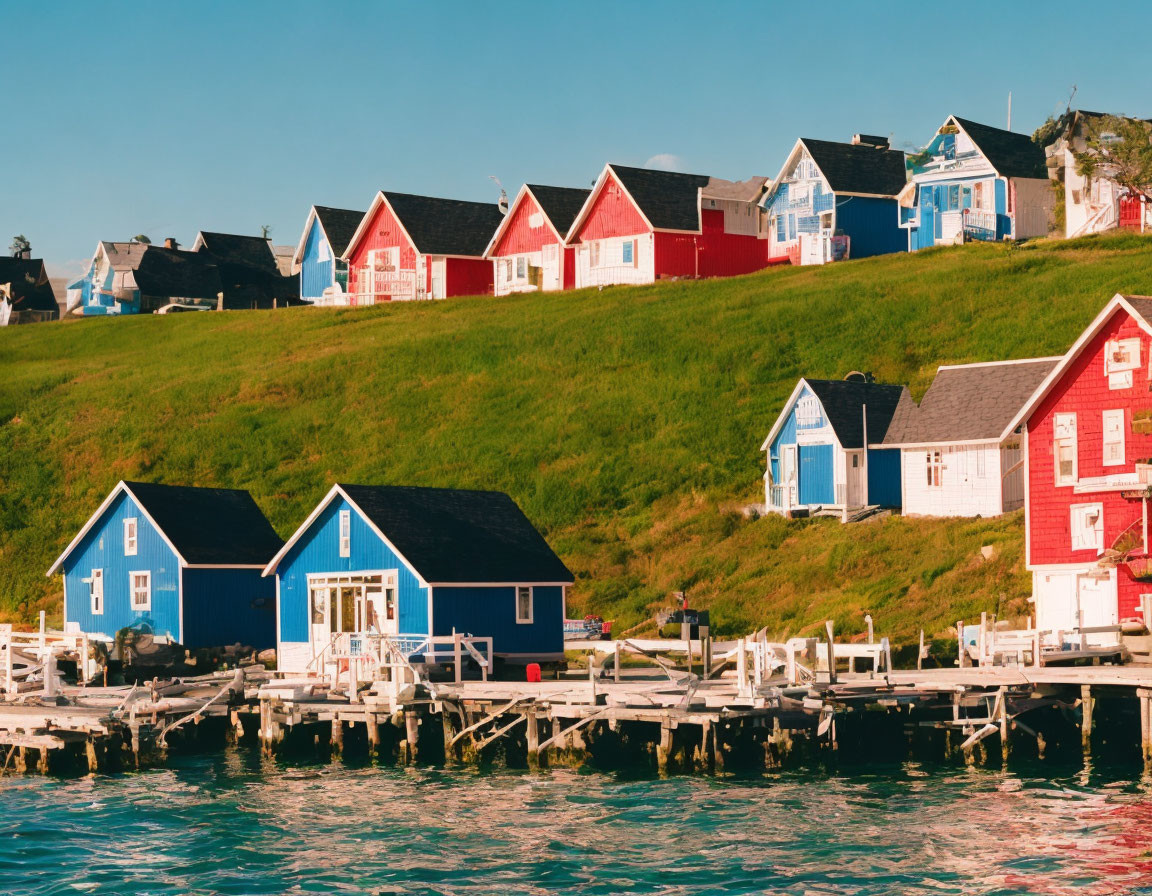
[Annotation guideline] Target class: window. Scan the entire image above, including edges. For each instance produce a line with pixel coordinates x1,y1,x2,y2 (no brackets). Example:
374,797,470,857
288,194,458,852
851,454,859,468
124,518,138,556
1053,413,1077,486
339,510,351,558
975,447,986,478
1105,337,1140,375
622,240,634,265
1103,410,1125,466
89,569,104,615
926,449,944,487
516,256,527,279
130,571,151,611
1070,503,1104,552
795,395,821,429
515,586,533,624
589,241,601,268
504,259,512,280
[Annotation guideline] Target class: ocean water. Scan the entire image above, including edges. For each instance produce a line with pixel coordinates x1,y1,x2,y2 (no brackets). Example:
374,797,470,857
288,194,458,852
4,752,1152,896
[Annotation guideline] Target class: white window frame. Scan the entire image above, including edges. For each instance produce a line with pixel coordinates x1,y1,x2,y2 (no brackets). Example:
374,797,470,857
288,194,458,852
1105,337,1140,375
515,585,534,625
89,569,104,616
1103,409,1125,467
515,255,527,280
621,239,634,266
124,517,138,556
1053,413,1078,486
926,449,944,488
130,570,151,611
1070,503,1104,553
795,395,821,429
589,241,601,268
339,509,351,558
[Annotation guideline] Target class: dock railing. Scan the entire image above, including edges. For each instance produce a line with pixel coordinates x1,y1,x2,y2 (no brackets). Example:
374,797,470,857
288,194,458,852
0,613,93,699
311,631,494,697
958,611,1127,668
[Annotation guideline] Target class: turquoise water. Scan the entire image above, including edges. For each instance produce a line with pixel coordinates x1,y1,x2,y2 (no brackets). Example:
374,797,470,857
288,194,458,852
4,753,1152,895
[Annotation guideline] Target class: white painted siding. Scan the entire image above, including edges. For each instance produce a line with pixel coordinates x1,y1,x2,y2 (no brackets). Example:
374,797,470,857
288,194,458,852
1001,442,1025,511
574,234,655,288
1032,568,1117,642
900,443,1005,518
277,640,312,674
1012,178,1054,239
494,249,545,296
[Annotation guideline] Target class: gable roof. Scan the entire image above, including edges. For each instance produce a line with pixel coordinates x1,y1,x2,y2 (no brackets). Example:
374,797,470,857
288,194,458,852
798,138,908,197
761,377,907,451
0,257,58,314
483,184,593,257
1002,294,1152,439
264,484,573,585
607,164,711,231
344,192,504,260
950,116,1048,180
100,241,149,272
314,206,365,257
47,481,284,575
881,357,1061,447
193,232,279,272
133,246,222,300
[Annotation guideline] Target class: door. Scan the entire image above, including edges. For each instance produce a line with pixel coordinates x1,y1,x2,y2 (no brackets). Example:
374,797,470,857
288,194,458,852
365,572,399,635
1077,574,1118,645
798,444,835,506
542,244,560,291
918,185,935,250
780,445,798,508
310,583,334,662
846,452,865,507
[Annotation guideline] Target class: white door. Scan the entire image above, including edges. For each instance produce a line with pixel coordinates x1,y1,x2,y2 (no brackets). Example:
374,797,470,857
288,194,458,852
846,452,865,506
310,583,334,664
781,446,798,507
1035,572,1077,636
1077,574,1118,645
365,572,399,635
542,245,560,291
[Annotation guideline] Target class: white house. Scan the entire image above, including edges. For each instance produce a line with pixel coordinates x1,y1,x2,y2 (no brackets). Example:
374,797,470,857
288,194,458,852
880,357,1060,517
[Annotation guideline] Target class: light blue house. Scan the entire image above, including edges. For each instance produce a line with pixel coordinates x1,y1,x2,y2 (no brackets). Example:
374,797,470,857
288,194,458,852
264,484,573,674
291,206,365,305
761,376,905,518
900,115,1053,250
761,135,908,265
47,481,284,648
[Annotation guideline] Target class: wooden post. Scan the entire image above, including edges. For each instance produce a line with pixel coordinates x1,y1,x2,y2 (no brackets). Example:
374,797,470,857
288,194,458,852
957,620,967,668
824,620,837,685
998,687,1011,763
330,718,343,759
657,718,673,774
1080,685,1093,756
865,615,874,643
525,708,539,768
1139,688,1152,772
453,630,462,684
613,640,621,683
978,612,988,667
405,710,420,764
366,712,380,757
85,738,99,774
918,630,925,671
736,638,749,698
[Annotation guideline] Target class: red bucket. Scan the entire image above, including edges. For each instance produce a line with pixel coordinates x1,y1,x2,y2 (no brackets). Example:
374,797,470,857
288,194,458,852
526,662,542,683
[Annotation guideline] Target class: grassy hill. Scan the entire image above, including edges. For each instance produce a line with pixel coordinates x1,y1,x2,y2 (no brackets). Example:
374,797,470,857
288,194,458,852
5,233,1152,648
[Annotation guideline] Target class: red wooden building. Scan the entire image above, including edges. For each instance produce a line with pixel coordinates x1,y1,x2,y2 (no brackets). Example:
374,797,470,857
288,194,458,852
1007,294,1152,638
342,192,504,302
564,163,770,289
484,184,590,296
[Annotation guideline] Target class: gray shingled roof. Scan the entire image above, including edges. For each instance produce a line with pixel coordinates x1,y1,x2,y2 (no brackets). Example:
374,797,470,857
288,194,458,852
803,379,906,449
382,192,505,257
526,185,591,239
314,206,366,256
608,165,711,231
953,117,1048,180
882,358,1060,446
800,138,907,197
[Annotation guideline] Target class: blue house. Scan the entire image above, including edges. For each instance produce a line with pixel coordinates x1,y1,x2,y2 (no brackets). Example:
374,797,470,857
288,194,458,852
291,206,365,305
900,115,1053,250
264,484,573,674
761,135,907,265
47,482,284,649
761,376,905,518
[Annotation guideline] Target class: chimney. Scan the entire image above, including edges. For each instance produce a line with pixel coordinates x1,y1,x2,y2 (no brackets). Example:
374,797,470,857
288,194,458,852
164,237,180,250
852,134,890,150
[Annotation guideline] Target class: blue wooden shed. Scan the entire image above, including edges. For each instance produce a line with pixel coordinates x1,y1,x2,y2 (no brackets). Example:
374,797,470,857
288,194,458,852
291,206,365,305
265,484,573,674
46,481,284,649
900,115,1053,250
761,376,905,518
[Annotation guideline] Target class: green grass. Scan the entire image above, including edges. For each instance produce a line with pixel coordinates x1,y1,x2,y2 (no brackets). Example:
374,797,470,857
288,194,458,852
4,232,1152,646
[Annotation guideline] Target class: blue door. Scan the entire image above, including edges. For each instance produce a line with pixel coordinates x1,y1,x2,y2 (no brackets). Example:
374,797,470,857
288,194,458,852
798,444,835,506
917,185,935,250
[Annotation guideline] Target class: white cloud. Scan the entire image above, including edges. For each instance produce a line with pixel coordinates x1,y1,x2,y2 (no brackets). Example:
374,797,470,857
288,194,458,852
643,153,685,172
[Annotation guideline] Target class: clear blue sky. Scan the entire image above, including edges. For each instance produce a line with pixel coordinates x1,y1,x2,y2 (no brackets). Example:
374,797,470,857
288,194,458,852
4,0,1151,276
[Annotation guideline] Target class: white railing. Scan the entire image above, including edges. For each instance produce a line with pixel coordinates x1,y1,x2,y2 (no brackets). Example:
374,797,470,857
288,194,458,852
957,612,1127,669
350,269,422,303
308,631,495,695
0,615,94,699
963,208,997,238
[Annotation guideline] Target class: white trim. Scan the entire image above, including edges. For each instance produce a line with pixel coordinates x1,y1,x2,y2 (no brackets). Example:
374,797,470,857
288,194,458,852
427,586,434,635
178,565,184,644
1001,295,1152,440
46,481,188,576
129,569,152,612
182,563,267,569
515,585,534,625
274,574,282,660
936,356,1064,372
291,206,321,269
426,580,574,587
340,192,420,263
62,569,69,623
339,509,351,557
484,185,571,258
89,568,104,616
1023,423,1031,565
878,436,1004,450
123,517,138,556
760,379,809,452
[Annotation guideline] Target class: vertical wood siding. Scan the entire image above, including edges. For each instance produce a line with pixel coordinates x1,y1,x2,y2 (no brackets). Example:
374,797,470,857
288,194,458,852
299,217,334,302
490,194,558,255
572,174,649,241
431,585,564,658
63,491,181,640
1027,308,1152,619
834,197,905,259
696,209,770,277
444,257,494,297
182,568,276,649
346,201,419,300
275,497,429,644
798,444,835,505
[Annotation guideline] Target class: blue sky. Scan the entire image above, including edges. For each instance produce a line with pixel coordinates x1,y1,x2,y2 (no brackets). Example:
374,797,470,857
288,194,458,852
4,0,1152,276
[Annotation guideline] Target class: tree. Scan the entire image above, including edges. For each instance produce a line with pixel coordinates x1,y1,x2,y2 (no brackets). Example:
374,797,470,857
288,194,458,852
132,234,151,244
260,224,272,239
9,234,30,256
1074,115,1152,203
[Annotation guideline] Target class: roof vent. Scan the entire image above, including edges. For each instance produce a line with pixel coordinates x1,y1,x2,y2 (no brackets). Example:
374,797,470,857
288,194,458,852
851,134,890,150
844,371,874,383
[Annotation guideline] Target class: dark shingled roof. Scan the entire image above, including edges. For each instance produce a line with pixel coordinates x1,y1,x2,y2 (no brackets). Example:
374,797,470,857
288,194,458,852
339,484,573,584
124,481,284,565
133,247,222,301
0,257,58,315
382,192,505,257
526,185,591,238
314,206,366,256
196,232,278,272
883,358,1060,445
804,379,907,448
953,117,1049,179
608,164,710,231
800,138,908,197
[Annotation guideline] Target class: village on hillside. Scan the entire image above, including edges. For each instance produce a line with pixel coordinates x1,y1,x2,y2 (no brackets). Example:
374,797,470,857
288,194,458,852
8,101,1152,778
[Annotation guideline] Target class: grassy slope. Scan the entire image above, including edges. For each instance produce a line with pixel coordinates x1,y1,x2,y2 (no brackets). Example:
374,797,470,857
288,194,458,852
4,233,1152,646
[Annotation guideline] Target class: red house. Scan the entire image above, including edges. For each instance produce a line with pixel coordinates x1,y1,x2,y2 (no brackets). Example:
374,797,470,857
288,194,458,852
1008,294,1152,638
565,163,770,289
484,184,590,296
342,192,504,302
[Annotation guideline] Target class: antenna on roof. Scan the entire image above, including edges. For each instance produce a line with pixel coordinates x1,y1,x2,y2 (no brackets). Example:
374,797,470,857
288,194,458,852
1065,84,1078,114
489,176,508,215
